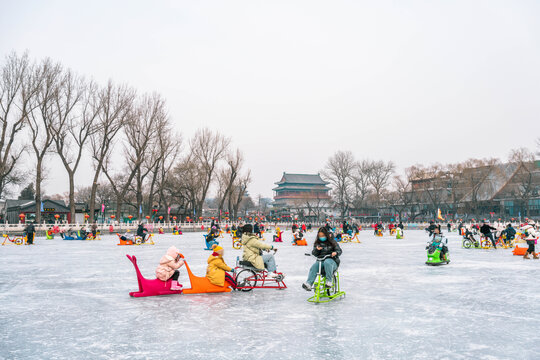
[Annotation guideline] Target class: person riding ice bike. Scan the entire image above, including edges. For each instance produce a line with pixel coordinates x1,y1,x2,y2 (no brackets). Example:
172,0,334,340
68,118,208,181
427,227,448,262
302,227,342,291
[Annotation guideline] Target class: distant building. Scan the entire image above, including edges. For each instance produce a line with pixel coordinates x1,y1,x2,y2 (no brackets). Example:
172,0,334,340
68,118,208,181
272,173,332,220
5,199,70,223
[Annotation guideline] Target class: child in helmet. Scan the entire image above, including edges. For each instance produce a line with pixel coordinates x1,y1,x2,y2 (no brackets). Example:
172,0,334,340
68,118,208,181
427,227,448,261
206,244,237,289
156,246,185,290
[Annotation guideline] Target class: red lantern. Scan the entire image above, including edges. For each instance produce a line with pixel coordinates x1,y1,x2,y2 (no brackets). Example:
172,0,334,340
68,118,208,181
84,214,90,220
199,216,203,220
19,213,25,219
211,217,215,220
127,215,133,220
152,208,158,213
159,216,163,220
238,217,242,220
54,214,60,220
110,215,115,219
173,216,177,221
145,215,150,220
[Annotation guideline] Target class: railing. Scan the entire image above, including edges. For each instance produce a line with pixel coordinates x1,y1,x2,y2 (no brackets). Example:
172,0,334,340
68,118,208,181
1,221,437,235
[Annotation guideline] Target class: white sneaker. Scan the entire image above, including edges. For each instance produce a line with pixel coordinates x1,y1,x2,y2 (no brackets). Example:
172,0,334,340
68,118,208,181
325,281,333,288
302,282,312,291
269,272,279,278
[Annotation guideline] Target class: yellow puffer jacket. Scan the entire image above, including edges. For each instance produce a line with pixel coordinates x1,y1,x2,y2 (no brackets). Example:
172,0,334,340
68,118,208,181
241,233,272,270
206,254,233,287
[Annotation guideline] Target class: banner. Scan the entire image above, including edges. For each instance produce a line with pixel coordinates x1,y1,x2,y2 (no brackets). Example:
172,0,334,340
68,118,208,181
101,203,105,213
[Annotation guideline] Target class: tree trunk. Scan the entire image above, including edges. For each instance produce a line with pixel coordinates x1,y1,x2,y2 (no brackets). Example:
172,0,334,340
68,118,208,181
68,170,75,223
35,158,42,224
89,162,102,223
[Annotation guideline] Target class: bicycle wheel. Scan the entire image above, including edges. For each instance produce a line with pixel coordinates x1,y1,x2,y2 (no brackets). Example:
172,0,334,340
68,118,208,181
236,269,257,292
462,239,472,249
14,237,23,245
232,240,242,250
134,237,143,245
481,239,491,249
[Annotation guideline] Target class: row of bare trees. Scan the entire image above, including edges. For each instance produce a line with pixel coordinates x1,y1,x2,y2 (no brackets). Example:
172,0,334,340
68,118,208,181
322,151,395,218
0,52,250,223
389,148,539,220
323,146,539,221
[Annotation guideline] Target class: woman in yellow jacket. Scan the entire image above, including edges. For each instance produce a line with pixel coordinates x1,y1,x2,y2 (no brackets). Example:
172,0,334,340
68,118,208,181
206,244,237,289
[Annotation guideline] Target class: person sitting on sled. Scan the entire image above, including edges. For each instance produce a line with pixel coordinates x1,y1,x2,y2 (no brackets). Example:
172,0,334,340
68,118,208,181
206,244,237,289
500,223,516,246
241,224,280,278
427,227,448,261
302,227,342,291
156,246,185,291
137,223,149,243
292,227,304,243
78,226,88,240
120,230,134,241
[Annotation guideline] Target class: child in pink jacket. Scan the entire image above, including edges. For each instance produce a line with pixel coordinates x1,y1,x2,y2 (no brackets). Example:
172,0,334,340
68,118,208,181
156,246,185,290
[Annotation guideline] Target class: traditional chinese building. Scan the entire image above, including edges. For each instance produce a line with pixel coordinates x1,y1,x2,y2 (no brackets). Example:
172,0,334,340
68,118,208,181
272,173,332,219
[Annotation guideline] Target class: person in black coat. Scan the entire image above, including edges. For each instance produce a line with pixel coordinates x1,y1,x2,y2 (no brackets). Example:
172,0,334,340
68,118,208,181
480,221,497,249
426,221,437,236
24,222,36,245
302,227,342,291
137,223,149,243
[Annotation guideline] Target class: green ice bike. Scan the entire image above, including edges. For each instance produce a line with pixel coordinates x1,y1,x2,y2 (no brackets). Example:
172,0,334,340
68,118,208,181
305,254,345,304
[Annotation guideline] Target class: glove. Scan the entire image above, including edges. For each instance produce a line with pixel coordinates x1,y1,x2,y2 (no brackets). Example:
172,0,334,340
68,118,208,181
229,268,235,273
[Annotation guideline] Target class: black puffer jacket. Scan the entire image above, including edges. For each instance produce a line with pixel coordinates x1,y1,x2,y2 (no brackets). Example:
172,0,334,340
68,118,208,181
312,240,343,266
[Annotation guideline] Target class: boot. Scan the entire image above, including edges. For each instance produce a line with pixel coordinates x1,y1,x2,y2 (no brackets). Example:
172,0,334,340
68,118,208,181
170,280,183,291
523,252,531,259
533,253,539,260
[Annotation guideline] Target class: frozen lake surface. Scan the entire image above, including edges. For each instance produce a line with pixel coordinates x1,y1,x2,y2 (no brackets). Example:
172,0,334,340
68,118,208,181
1,229,539,359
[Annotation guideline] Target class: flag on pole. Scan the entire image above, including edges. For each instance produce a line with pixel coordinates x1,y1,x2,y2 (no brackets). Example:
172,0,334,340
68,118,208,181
40,201,44,212
437,208,444,221
139,205,142,214
101,204,105,213
167,207,171,214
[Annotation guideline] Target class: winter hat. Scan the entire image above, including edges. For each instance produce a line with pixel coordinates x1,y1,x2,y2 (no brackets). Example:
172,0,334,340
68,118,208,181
212,244,223,252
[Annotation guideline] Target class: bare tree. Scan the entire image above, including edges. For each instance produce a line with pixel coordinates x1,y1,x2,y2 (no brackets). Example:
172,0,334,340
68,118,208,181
148,127,180,220
229,171,251,218
508,148,537,217
103,93,166,220
216,148,244,218
88,81,135,222
351,159,373,211
51,72,95,222
189,128,230,217
322,151,356,219
27,58,63,223
368,160,395,204
461,158,500,218
0,52,38,197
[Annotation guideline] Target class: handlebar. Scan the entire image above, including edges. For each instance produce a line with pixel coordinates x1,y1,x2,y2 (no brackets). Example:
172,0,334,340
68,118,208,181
304,253,333,260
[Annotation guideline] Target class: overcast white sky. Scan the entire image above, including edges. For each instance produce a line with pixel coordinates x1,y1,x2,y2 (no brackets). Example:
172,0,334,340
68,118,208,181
1,0,539,199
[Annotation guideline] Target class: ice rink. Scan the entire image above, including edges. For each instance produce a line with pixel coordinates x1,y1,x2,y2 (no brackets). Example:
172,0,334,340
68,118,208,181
1,229,539,359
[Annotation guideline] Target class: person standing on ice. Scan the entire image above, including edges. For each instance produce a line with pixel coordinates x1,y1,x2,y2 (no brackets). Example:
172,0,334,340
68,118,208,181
156,246,185,290
241,224,281,278
24,221,35,245
480,220,497,249
447,223,452,233
302,227,342,291
520,221,538,259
